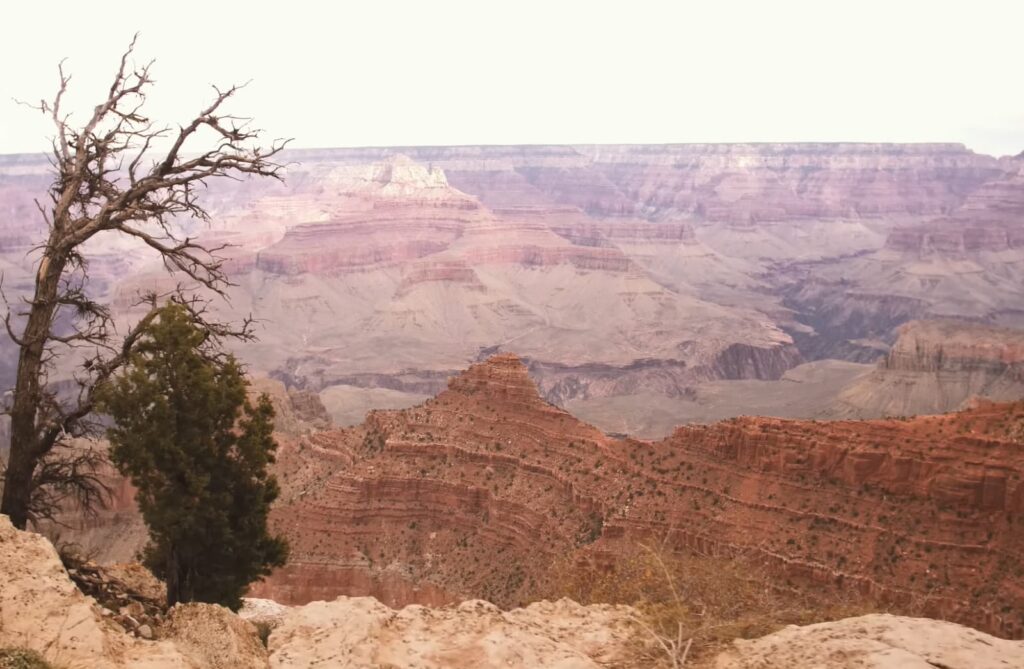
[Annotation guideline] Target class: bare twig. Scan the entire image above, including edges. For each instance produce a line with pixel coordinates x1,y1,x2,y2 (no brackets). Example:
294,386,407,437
0,35,288,529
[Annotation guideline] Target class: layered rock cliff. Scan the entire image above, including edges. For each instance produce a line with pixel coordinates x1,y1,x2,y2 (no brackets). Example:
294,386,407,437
781,163,1024,359
832,319,1024,417
3,146,1019,427
255,355,1024,638
203,154,800,421
276,143,1006,222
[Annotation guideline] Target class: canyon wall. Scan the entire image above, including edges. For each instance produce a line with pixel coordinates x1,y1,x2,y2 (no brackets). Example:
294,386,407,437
36,354,1024,637
256,355,1024,638
203,153,802,417
780,161,1024,358
1,146,1021,431
276,143,1005,222
832,319,1024,417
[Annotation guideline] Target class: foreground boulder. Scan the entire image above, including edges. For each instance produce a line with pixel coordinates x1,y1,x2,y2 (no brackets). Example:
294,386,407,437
714,613,1024,669
0,514,267,669
157,604,268,669
267,596,639,668
5,511,1024,668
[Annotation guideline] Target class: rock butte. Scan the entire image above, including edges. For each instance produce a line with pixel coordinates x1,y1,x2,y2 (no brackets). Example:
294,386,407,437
833,319,1024,417
252,355,1024,638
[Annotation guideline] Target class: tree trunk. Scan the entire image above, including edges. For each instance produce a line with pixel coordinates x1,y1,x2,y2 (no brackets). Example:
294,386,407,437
166,547,180,608
0,446,36,530
1,249,67,529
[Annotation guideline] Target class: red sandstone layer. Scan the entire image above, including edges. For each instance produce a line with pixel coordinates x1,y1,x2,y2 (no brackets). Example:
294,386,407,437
260,354,1024,638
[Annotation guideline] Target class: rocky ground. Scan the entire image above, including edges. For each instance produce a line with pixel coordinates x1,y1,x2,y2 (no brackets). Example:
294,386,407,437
3,514,1024,668
0,514,266,669
712,614,1024,669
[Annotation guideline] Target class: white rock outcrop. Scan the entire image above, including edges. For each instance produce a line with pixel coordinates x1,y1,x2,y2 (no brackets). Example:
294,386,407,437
714,613,1024,669
323,154,465,200
0,514,267,669
267,596,639,669
5,512,1024,669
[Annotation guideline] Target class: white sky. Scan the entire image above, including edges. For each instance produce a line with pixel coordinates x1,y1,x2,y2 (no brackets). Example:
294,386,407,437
2,0,1023,156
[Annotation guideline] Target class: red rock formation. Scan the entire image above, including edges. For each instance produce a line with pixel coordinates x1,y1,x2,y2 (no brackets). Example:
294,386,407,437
262,354,1024,638
32,355,1024,636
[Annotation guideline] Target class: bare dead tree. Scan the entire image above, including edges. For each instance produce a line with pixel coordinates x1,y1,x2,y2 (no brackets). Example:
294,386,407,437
0,35,288,529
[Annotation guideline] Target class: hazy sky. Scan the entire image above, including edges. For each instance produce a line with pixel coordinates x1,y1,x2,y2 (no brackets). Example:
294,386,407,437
3,0,1023,156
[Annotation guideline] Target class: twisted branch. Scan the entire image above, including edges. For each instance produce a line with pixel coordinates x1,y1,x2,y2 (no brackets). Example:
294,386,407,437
1,34,288,527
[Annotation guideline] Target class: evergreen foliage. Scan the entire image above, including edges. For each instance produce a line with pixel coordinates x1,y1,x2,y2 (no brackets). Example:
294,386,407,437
0,36,285,530
99,303,288,610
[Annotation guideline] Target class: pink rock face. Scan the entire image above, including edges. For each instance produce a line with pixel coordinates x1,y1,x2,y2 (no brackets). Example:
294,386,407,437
1,146,1021,432
884,320,1024,372
884,167,1024,256
252,168,642,277
258,219,461,275
442,143,1004,222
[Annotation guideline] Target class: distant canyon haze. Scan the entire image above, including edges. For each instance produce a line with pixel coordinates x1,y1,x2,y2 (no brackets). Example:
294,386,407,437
1,142,1023,438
